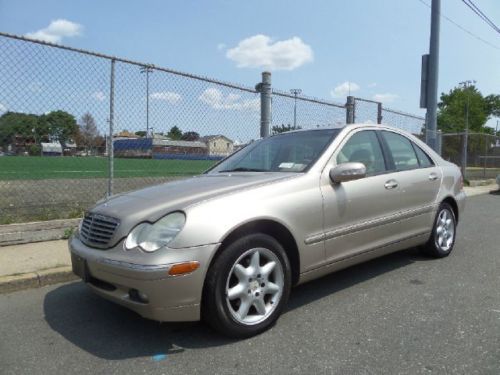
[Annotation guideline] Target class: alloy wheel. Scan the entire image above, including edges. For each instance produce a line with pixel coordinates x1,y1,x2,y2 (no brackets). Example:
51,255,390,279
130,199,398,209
225,247,284,325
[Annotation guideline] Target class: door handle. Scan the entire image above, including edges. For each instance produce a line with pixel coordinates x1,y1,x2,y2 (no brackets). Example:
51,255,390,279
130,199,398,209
384,180,398,190
428,173,438,181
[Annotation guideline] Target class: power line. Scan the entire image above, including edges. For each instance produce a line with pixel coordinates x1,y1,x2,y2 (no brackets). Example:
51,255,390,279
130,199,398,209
416,0,500,50
461,0,500,34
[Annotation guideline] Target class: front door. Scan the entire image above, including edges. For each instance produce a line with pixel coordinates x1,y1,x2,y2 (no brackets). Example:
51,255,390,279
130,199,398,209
320,129,404,263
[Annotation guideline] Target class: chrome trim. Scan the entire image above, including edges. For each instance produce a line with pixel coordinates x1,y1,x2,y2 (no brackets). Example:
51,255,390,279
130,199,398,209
302,230,431,276
79,212,120,248
305,204,437,245
97,258,172,272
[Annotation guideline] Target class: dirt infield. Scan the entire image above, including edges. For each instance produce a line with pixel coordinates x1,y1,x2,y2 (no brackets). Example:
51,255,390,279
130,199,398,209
0,176,184,224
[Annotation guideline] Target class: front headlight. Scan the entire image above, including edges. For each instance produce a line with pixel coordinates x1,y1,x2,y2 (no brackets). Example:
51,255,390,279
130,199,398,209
124,212,186,252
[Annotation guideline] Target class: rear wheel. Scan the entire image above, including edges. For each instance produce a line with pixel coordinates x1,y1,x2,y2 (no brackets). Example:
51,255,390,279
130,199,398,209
421,202,457,258
203,233,291,338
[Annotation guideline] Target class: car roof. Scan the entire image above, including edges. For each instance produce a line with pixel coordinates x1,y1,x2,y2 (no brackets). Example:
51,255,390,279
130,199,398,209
279,123,411,135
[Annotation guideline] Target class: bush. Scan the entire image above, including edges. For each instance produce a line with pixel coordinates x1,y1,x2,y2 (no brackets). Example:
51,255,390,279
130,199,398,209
28,144,41,156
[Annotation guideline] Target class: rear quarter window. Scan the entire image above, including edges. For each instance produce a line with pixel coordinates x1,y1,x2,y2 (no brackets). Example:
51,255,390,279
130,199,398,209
413,143,434,168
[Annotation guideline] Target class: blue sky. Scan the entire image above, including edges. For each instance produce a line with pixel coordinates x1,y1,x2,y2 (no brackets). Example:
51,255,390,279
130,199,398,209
0,0,499,136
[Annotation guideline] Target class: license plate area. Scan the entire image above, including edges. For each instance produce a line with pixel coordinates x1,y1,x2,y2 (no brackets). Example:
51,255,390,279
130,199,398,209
71,253,90,282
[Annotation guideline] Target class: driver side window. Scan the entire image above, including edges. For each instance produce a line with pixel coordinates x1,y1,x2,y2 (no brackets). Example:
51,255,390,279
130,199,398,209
336,130,386,175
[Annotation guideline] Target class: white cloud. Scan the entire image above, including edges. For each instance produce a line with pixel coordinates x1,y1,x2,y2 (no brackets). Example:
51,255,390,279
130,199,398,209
0,103,7,113
373,93,398,103
25,19,83,43
91,91,106,101
367,82,377,88
199,88,259,111
217,43,226,51
150,91,182,104
226,34,313,71
330,81,360,98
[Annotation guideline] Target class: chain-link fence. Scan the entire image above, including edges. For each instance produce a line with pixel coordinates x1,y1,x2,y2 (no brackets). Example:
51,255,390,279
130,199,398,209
0,32,460,224
441,132,500,180
272,89,346,132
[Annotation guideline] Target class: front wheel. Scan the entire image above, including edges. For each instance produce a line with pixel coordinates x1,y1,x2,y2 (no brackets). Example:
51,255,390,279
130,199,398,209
421,202,457,258
202,233,291,338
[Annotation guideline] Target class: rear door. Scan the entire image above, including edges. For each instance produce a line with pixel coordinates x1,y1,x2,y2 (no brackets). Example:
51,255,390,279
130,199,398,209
379,131,442,238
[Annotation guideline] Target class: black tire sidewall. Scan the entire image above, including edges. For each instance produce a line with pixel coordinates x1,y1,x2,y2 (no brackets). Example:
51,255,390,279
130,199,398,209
204,233,292,338
428,203,457,257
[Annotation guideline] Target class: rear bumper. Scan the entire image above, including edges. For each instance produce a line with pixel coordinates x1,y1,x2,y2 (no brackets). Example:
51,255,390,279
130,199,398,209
69,236,220,322
456,190,466,222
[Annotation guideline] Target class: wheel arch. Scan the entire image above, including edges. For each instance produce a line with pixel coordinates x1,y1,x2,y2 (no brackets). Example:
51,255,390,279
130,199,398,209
441,196,459,222
206,219,301,287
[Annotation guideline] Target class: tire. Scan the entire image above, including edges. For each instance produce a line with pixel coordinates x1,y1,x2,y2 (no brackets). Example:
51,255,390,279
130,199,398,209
420,202,457,258
202,233,292,338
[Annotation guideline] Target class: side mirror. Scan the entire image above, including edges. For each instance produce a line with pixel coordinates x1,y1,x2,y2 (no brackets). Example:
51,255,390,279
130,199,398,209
329,162,366,184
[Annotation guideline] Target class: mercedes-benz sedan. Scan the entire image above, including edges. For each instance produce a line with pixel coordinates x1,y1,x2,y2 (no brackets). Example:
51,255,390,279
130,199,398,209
69,124,465,337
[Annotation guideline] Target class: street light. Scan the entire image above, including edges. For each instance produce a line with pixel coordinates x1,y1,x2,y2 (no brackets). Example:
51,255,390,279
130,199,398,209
290,89,302,128
140,66,154,137
459,80,476,178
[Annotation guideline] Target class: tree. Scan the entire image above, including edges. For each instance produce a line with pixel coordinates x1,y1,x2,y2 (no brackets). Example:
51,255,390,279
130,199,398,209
134,131,147,137
77,113,100,152
39,111,78,146
181,131,200,141
271,124,301,135
437,85,499,133
167,126,183,140
0,112,40,148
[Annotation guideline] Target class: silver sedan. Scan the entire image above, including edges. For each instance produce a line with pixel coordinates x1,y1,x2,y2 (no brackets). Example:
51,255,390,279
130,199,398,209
69,124,465,337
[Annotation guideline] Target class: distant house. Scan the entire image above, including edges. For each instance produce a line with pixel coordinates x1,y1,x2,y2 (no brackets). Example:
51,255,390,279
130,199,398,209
200,135,234,157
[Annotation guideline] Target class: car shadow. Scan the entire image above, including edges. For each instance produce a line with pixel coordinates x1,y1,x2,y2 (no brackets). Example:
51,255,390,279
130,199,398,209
44,247,426,360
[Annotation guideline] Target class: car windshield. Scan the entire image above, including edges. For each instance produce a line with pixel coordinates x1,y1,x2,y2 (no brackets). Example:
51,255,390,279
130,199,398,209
207,129,341,174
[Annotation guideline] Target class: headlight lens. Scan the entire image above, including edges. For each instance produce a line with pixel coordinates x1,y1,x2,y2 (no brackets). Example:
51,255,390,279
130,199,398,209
125,212,186,252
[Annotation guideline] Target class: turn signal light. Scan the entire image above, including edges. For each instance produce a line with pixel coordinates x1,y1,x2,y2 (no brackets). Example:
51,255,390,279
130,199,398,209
168,261,200,276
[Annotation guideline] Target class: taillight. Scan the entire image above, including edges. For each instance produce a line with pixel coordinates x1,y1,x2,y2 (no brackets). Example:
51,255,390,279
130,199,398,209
459,174,464,190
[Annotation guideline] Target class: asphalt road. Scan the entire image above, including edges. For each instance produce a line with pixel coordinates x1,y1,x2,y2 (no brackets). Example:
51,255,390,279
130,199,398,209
1,193,499,375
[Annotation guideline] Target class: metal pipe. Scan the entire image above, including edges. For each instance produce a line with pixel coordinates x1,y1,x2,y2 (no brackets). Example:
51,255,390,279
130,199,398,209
425,0,441,151
259,72,272,138
107,59,115,198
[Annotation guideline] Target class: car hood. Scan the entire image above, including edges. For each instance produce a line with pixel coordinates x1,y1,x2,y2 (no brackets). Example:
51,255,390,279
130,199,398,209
90,172,299,239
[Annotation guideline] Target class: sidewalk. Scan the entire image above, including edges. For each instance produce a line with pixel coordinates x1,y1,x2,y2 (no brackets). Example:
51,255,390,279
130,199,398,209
0,240,76,294
0,183,498,294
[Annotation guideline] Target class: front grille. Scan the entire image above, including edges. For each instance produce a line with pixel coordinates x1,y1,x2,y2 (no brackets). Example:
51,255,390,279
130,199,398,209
79,213,120,248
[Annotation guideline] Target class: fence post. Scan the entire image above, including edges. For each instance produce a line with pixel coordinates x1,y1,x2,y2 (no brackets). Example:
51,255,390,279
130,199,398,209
436,130,442,155
256,71,272,138
107,59,115,198
346,96,355,124
377,102,383,124
483,133,487,178
461,131,468,179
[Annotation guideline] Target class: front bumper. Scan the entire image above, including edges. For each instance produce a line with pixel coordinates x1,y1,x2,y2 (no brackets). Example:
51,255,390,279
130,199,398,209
69,235,220,322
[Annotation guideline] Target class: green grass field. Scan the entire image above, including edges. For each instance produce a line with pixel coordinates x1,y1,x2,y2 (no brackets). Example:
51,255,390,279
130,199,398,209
0,156,216,180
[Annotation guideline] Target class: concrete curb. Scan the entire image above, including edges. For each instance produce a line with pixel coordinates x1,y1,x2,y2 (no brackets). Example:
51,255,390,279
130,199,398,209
0,219,79,247
0,266,77,295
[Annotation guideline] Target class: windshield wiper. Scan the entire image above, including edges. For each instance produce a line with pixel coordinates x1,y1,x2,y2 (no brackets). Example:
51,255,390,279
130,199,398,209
219,167,268,173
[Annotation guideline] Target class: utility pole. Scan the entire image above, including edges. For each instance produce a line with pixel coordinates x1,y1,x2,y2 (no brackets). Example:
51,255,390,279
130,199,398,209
459,80,476,178
140,66,154,137
290,89,302,128
424,0,441,151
